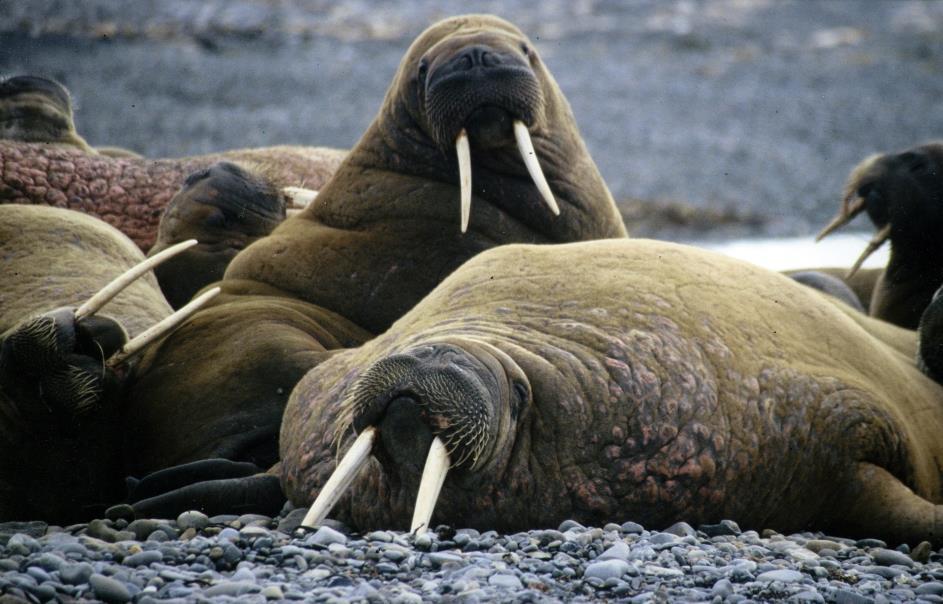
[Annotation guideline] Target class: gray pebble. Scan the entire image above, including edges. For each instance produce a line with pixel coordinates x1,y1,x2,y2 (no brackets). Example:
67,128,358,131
756,569,804,583
105,504,136,522
123,550,163,567
176,511,209,531
871,548,915,568
663,522,697,537
7,533,40,555
489,573,523,589
60,562,94,585
584,559,630,580
598,541,631,561
203,580,262,597
620,521,644,534
308,526,347,547
89,573,133,603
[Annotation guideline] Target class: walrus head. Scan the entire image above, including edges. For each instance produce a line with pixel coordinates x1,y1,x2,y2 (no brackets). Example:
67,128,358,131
0,75,95,152
310,14,625,241
299,336,530,531
150,162,288,308
817,143,943,277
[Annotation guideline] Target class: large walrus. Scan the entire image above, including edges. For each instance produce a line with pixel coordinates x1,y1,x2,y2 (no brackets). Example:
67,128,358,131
817,143,943,329
0,14,626,521
0,75,344,250
282,239,943,546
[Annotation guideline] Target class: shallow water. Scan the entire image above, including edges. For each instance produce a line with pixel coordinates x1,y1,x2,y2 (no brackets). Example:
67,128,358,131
700,232,888,271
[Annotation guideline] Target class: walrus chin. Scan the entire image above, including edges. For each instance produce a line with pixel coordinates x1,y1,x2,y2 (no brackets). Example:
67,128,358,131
302,339,528,532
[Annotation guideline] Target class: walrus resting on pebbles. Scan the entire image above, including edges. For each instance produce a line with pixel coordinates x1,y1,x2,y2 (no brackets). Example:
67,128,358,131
0,14,626,521
0,205,223,521
0,76,345,250
817,143,943,329
284,239,943,546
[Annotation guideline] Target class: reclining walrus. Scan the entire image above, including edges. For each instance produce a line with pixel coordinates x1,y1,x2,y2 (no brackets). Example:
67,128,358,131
0,14,626,521
284,239,943,546
0,74,344,250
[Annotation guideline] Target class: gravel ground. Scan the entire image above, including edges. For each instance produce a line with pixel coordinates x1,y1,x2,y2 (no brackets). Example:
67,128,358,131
3,509,942,603
3,1,943,238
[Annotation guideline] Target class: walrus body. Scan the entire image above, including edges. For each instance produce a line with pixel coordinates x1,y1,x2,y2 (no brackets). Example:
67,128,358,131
0,205,172,521
282,239,943,545
0,15,626,520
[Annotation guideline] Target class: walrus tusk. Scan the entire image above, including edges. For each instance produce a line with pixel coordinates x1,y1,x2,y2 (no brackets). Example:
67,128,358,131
75,239,199,321
301,426,377,528
283,186,319,209
847,223,891,279
410,436,451,533
815,196,865,242
513,120,560,217
456,129,472,233
286,209,304,218
106,286,221,366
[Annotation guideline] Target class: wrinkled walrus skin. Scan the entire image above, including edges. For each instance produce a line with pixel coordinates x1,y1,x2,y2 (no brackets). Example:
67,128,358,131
0,15,627,520
282,239,943,546
0,205,172,521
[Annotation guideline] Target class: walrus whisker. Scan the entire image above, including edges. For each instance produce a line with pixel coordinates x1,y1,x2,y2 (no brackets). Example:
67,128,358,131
106,286,221,366
75,239,199,321
815,196,865,242
847,223,891,279
301,426,377,528
513,120,560,217
282,186,318,209
410,436,450,533
456,129,472,233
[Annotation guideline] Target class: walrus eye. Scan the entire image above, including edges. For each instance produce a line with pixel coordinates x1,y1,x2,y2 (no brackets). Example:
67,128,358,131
520,43,531,56
417,60,429,82
512,381,529,404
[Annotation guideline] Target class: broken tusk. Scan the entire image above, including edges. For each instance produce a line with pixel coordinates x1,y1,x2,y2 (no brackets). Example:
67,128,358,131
283,186,318,209
410,436,450,533
815,197,865,242
302,427,377,528
513,120,560,217
847,223,891,279
106,286,220,366
456,129,472,233
75,239,199,321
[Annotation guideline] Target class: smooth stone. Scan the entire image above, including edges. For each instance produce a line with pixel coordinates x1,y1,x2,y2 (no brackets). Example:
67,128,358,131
663,522,696,538
89,573,132,603
856,538,887,549
236,514,272,527
7,533,41,555
105,504,136,522
912,541,932,564
648,533,678,545
859,565,906,579
756,569,804,583
366,530,394,542
620,522,644,534
277,509,308,534
916,582,943,596
308,526,347,547
699,520,741,537
123,550,163,567
60,561,95,585
25,566,51,583
489,573,523,589
176,511,209,531
558,520,584,532
429,552,464,566
217,527,240,541
584,559,630,581
597,541,631,562
711,578,734,598
203,581,261,597
262,585,285,599
32,552,66,572
871,548,915,568
805,539,844,553
833,589,874,604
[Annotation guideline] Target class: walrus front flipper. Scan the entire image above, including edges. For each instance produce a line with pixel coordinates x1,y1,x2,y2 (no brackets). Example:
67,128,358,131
834,463,943,547
129,473,285,519
126,458,263,502
918,286,943,383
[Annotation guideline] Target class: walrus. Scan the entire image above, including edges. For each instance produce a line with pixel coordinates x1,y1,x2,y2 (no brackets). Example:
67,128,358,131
148,161,295,308
0,14,626,521
817,143,943,329
0,205,227,521
280,239,943,546
0,76,345,250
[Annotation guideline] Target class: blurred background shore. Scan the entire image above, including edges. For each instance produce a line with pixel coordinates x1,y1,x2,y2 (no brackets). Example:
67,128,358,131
2,0,942,244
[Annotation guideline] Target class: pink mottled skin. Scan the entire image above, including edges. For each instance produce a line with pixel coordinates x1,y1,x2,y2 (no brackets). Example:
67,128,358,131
0,142,346,250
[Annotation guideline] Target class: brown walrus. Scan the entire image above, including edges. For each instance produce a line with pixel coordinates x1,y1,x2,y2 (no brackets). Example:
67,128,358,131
817,143,943,329
0,14,626,521
0,75,345,250
282,239,943,546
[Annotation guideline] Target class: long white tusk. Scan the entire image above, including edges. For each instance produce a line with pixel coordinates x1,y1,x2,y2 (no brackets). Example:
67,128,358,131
75,239,199,321
286,208,303,218
106,286,220,366
456,129,472,233
410,436,451,533
302,427,377,528
283,186,318,209
513,120,560,216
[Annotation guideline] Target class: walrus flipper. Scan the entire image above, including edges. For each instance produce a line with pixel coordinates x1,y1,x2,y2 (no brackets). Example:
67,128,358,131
835,463,943,547
126,458,263,502
129,472,285,519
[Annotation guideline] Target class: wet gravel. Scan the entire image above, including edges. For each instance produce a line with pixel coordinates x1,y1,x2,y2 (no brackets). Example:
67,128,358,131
2,509,943,603
3,1,943,238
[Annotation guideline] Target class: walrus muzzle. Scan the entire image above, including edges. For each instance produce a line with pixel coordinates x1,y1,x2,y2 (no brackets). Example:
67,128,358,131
423,43,559,231
302,343,512,532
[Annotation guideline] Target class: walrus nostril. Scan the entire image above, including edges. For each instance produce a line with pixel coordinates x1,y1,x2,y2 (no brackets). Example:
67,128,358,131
377,396,435,474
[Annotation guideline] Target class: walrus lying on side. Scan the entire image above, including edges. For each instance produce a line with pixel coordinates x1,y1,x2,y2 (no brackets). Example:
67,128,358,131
816,143,943,329
284,239,943,546
0,75,344,250
0,14,626,521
